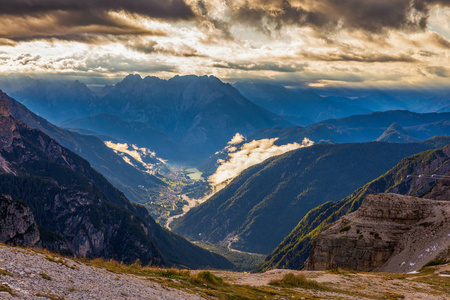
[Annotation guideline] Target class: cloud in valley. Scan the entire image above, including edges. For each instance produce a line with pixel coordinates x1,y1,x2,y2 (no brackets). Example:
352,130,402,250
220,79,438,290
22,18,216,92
209,134,314,189
105,141,164,174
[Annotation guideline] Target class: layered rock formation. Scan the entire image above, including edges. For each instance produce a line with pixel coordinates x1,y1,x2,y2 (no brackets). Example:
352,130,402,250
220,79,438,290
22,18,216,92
0,195,40,247
305,193,450,273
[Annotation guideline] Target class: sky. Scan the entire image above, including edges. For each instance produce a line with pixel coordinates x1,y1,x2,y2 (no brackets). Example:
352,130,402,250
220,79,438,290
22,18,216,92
0,0,449,88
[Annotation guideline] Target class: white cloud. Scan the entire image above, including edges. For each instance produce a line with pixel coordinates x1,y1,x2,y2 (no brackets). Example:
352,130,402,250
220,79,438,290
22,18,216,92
104,141,160,174
228,132,246,145
209,135,314,189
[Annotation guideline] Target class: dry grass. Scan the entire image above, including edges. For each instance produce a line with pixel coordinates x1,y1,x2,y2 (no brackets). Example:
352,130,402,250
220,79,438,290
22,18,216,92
0,283,13,295
0,268,11,276
269,273,324,290
40,272,51,280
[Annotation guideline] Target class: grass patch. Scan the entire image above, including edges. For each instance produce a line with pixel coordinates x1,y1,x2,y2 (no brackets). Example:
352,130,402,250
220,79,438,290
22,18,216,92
327,267,357,275
269,273,323,290
45,255,76,269
82,258,192,279
84,258,314,299
0,268,11,276
40,272,51,280
194,271,225,286
424,259,447,267
152,268,191,279
0,283,13,295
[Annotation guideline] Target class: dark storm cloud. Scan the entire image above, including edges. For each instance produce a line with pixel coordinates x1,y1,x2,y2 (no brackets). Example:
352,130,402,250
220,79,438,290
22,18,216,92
229,0,450,34
0,0,194,20
0,0,192,43
300,51,418,63
232,0,331,35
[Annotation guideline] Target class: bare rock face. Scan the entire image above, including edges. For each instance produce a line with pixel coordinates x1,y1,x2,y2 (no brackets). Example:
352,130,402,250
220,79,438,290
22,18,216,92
305,193,450,273
0,99,10,117
0,195,40,246
0,100,20,151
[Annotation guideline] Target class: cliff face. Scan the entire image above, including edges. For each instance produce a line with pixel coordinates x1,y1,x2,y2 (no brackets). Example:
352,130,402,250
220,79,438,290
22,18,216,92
305,193,450,273
0,195,40,247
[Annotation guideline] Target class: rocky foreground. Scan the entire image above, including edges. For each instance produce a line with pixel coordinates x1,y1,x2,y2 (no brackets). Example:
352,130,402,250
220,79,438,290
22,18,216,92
0,245,203,300
0,244,449,299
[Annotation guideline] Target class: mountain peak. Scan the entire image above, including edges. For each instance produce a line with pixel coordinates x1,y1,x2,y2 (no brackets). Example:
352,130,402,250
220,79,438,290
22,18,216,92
386,122,404,132
123,74,143,83
0,99,10,118
376,122,419,143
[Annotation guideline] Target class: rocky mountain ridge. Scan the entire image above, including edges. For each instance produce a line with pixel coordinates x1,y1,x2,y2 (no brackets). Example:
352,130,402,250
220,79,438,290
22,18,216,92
173,140,449,254
9,75,291,163
0,91,168,211
0,99,233,269
257,143,450,272
305,193,450,273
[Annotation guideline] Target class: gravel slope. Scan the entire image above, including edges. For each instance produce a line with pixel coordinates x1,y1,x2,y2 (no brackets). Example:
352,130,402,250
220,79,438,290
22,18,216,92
0,245,203,299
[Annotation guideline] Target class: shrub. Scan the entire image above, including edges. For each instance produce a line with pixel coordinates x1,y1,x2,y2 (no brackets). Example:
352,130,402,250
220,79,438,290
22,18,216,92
424,259,447,267
340,226,351,233
195,271,224,285
269,273,323,289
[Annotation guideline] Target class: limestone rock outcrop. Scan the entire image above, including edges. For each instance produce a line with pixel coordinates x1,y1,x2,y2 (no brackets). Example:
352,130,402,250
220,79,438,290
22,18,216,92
305,193,450,273
0,195,40,247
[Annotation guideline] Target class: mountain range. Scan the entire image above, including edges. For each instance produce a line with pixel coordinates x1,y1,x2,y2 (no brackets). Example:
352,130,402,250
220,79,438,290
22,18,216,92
257,142,450,272
249,110,450,145
0,98,232,269
172,139,450,254
0,91,170,216
6,75,291,163
7,75,449,165
233,82,370,125
199,110,450,178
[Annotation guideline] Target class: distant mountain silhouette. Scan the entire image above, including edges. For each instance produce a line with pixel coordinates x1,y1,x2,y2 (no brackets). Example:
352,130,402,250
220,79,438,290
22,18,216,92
8,75,291,163
233,82,371,125
249,110,450,145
